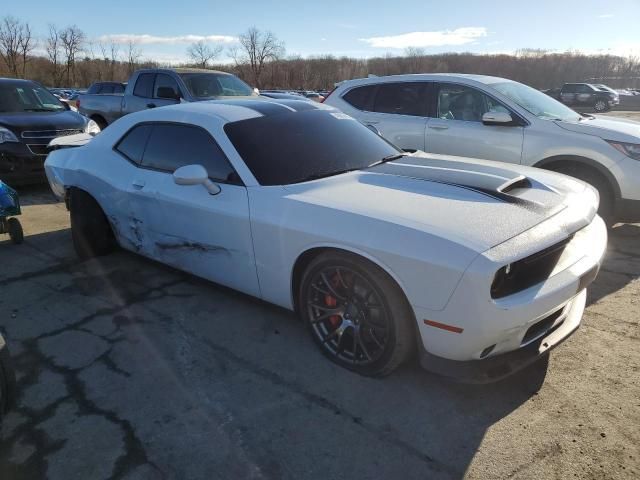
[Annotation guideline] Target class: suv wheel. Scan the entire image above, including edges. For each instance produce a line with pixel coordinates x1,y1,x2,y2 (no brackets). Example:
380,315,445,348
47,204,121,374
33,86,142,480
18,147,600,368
593,99,609,112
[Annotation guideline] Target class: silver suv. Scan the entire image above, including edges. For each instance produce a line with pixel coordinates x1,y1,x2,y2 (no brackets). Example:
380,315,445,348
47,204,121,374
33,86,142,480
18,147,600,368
325,73,640,225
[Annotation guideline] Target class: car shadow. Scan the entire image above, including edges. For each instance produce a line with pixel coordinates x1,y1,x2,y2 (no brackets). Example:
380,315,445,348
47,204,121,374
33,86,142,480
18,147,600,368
13,183,60,207
0,228,550,479
587,223,640,305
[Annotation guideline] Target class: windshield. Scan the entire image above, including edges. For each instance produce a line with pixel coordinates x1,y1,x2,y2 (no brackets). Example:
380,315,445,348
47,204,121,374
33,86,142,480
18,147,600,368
490,81,581,122
179,73,255,98
0,83,65,113
224,109,401,185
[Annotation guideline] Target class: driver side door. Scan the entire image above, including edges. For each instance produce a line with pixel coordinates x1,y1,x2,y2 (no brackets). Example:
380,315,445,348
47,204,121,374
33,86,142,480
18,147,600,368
425,83,524,164
128,122,260,297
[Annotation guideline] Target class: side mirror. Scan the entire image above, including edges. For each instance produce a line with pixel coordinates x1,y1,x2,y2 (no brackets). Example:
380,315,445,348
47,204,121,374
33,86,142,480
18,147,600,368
482,111,514,126
157,87,181,101
173,164,221,195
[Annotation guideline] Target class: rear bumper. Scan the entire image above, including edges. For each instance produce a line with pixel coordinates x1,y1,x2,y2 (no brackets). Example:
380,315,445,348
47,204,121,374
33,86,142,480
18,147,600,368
0,143,47,186
419,289,587,383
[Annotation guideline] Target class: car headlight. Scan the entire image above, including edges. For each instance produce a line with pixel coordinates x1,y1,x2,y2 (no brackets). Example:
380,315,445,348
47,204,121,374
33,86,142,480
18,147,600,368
607,140,640,160
84,119,101,136
0,127,19,144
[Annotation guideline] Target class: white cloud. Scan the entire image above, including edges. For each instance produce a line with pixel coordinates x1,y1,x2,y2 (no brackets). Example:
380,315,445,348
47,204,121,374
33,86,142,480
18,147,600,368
98,33,237,45
359,27,488,49
598,13,614,18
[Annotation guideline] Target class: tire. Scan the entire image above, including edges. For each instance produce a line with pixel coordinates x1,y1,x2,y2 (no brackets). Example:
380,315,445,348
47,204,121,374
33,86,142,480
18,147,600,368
593,98,609,112
92,116,108,130
546,163,615,227
7,218,23,244
69,189,116,259
299,251,415,377
0,335,16,416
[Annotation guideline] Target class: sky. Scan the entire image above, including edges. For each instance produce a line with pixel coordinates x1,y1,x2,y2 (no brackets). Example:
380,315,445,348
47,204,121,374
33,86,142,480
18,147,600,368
8,0,640,64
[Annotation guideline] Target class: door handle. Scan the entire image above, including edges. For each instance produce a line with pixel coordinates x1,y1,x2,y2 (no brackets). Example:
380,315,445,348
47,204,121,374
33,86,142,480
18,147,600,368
428,124,449,130
132,179,146,189
146,103,156,109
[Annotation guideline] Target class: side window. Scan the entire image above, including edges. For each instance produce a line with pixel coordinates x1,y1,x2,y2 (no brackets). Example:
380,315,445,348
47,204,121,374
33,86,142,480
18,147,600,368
101,85,115,94
342,85,376,111
437,84,507,122
563,84,576,93
114,124,153,164
133,73,155,98
373,82,426,116
141,124,238,183
153,74,180,99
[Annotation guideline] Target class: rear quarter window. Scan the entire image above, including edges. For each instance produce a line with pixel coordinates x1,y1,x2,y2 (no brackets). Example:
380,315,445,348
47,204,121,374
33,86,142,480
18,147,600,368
342,85,376,110
133,74,155,98
114,124,153,164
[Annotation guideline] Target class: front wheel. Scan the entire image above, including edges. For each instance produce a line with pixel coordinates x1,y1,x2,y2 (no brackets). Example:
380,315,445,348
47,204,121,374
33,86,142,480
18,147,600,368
299,251,415,377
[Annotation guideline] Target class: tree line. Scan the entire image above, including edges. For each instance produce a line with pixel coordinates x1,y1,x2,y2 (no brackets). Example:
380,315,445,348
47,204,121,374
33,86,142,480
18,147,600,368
1,15,639,91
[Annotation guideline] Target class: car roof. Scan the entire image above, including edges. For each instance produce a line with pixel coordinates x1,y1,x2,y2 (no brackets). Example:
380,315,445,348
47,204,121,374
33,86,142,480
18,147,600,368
336,73,514,89
135,67,233,76
130,98,333,124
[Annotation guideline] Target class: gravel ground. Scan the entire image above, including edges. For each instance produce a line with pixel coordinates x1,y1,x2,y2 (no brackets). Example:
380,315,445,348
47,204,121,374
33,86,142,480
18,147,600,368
0,141,639,479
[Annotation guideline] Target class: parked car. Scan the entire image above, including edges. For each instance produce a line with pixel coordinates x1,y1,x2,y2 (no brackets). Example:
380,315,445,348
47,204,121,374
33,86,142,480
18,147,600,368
324,74,640,225
0,78,100,185
78,68,257,129
86,81,126,95
559,83,619,112
304,92,324,102
45,99,606,382
0,333,16,418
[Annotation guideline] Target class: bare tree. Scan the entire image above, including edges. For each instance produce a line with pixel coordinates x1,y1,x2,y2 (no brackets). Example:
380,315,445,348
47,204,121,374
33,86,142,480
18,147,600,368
125,40,142,75
18,21,35,77
0,16,23,76
60,25,85,85
229,27,284,88
46,24,65,86
187,40,223,68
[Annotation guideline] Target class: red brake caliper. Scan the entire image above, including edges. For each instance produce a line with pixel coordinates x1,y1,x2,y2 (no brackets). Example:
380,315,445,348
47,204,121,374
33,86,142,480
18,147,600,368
325,275,342,327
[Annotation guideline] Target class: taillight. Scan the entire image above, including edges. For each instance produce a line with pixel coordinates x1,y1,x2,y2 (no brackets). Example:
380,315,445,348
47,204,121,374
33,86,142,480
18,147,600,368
76,99,80,108
321,87,337,103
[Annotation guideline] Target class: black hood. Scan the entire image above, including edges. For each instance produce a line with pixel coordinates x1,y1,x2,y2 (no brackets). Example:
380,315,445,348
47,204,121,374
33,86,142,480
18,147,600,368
0,110,86,134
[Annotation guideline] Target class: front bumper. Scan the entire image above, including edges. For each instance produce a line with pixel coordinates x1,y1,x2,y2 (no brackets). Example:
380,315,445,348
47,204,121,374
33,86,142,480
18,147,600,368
0,143,47,185
419,289,587,383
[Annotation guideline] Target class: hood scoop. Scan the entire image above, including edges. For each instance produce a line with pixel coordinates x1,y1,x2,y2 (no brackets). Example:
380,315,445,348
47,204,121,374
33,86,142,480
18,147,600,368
370,156,547,211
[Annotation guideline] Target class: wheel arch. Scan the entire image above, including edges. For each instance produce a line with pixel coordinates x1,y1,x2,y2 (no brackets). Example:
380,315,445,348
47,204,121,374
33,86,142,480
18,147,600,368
533,155,621,200
66,186,115,233
90,114,108,129
290,245,414,318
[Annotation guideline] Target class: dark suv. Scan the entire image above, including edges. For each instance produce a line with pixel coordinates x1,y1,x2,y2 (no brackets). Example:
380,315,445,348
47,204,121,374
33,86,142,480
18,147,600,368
0,78,91,185
559,83,619,112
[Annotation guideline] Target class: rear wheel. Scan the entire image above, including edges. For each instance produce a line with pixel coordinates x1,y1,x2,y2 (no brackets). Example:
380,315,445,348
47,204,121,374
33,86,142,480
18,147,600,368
0,335,16,416
593,99,609,112
299,251,415,377
7,218,23,244
69,189,116,259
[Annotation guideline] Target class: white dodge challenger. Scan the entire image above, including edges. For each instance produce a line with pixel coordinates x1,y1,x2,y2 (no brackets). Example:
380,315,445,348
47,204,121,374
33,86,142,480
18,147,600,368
45,99,607,381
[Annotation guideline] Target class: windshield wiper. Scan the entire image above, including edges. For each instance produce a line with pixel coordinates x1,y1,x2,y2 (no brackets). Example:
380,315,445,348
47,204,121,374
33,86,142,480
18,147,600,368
367,152,408,168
